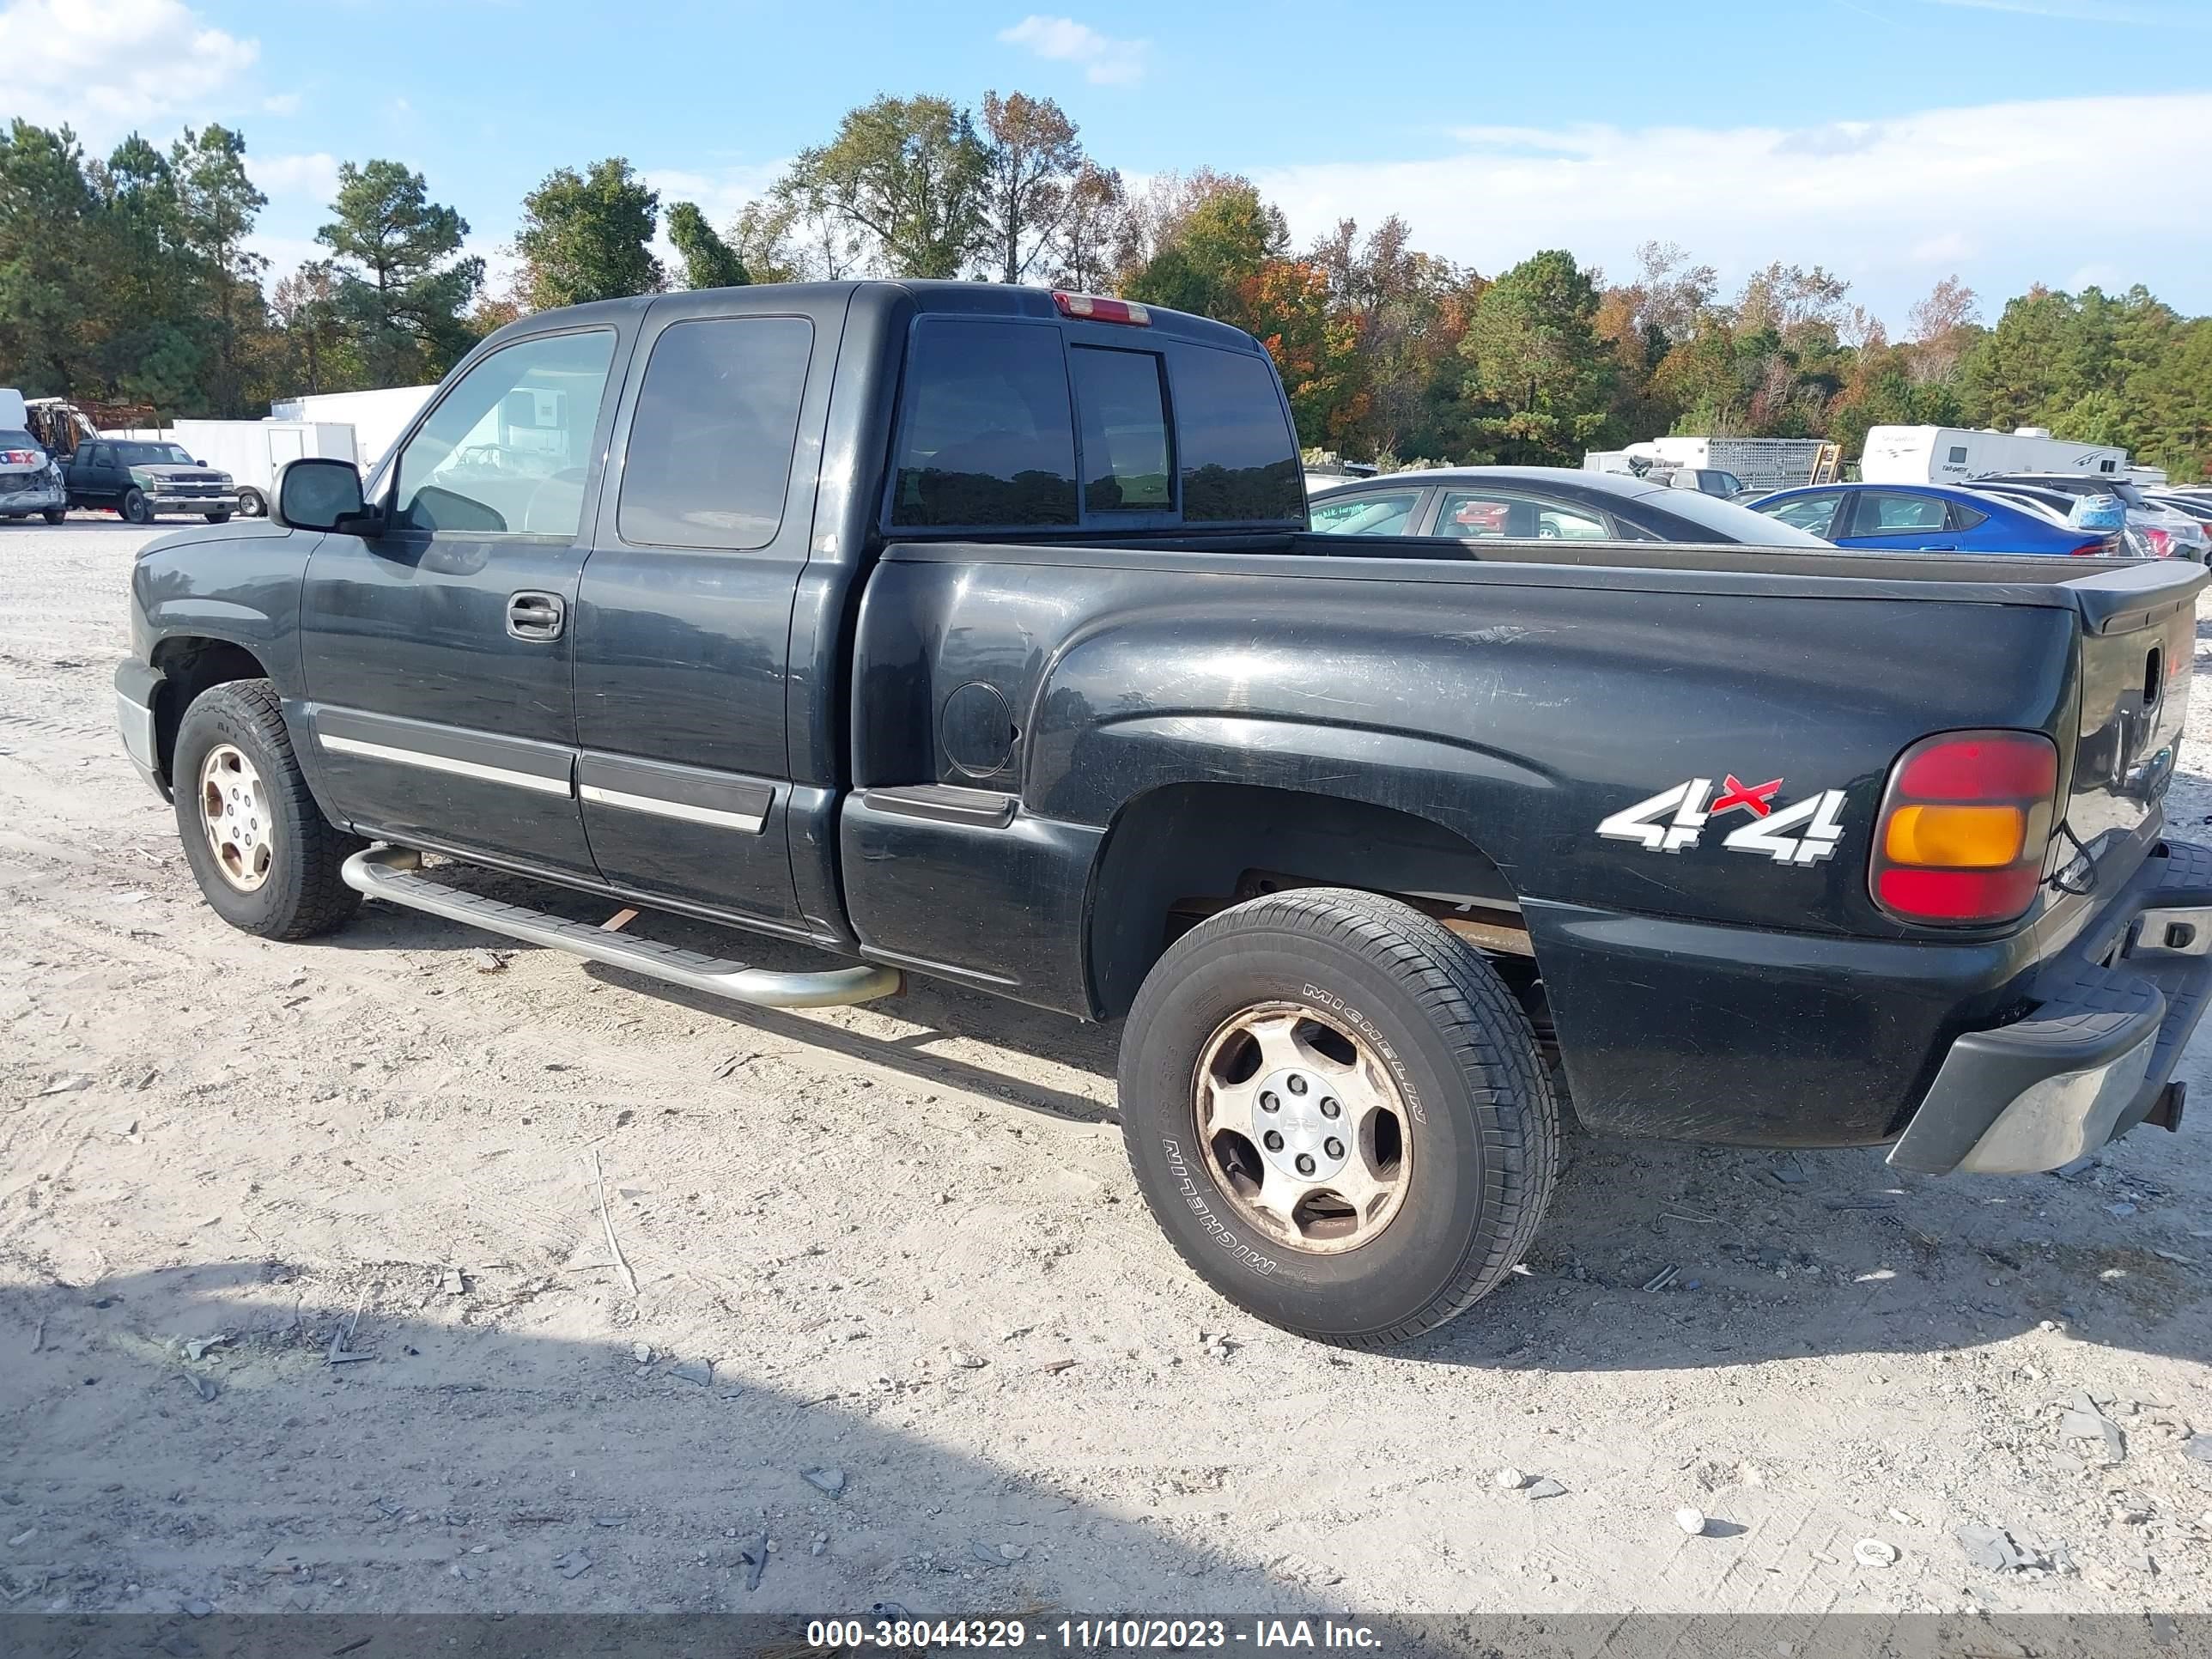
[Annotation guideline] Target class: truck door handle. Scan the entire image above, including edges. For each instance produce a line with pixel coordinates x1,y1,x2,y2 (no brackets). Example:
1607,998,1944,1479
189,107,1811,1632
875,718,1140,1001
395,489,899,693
507,591,565,641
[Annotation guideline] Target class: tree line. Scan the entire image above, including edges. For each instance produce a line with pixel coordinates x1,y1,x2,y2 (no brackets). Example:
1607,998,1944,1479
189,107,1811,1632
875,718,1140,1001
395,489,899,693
1,97,2204,480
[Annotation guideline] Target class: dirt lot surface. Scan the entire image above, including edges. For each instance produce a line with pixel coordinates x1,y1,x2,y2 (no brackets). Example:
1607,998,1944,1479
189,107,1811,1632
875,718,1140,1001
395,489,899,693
3,520,2211,1622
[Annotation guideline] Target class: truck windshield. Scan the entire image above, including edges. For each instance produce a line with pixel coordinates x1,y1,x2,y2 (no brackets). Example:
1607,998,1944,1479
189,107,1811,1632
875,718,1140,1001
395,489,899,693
114,443,194,466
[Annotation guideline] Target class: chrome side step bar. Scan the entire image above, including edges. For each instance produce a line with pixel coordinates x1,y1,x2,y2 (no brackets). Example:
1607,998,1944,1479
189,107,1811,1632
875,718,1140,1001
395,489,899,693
341,846,902,1010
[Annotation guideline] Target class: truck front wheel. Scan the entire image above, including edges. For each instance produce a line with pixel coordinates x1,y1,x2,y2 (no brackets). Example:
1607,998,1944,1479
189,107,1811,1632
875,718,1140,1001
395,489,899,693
236,488,266,517
121,488,153,526
173,678,364,939
1117,888,1559,1347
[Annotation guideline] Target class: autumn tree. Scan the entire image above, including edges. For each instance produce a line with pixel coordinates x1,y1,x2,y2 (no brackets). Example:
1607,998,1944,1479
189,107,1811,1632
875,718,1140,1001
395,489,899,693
1046,161,1127,292
1121,176,1285,326
1905,275,1980,382
781,95,988,278
515,157,663,311
269,260,344,394
317,159,482,385
977,90,1083,284
1309,216,1485,460
666,201,749,289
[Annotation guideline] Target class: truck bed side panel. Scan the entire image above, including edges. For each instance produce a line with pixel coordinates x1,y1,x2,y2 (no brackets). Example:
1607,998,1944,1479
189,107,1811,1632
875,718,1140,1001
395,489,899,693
846,544,2100,1140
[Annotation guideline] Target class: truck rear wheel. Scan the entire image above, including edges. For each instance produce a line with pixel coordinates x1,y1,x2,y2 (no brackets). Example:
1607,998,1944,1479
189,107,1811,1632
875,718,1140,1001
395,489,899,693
173,678,364,939
42,509,64,525
236,488,266,518
1117,888,1558,1347
121,488,153,526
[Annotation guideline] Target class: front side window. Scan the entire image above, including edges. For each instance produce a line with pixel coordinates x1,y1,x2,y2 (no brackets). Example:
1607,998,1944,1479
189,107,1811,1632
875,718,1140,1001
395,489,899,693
891,321,1077,528
619,316,813,550
394,329,617,537
1759,492,1844,538
1170,344,1303,523
1437,489,1608,541
1310,489,1421,536
1071,345,1171,514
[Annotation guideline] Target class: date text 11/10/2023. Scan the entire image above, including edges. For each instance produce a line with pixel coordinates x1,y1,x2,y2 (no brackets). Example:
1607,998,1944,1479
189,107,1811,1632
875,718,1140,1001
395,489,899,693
804,1618,1386,1650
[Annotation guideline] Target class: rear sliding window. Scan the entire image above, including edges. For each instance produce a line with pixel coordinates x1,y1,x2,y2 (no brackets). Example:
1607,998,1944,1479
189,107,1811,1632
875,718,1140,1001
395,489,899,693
890,319,1302,530
1071,346,1171,514
890,321,1077,527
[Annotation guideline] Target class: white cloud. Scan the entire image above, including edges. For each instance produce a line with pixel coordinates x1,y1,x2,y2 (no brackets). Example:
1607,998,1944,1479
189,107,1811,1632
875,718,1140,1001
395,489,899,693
998,15,1149,87
0,0,256,145
262,92,301,117
1253,91,2212,325
248,152,341,202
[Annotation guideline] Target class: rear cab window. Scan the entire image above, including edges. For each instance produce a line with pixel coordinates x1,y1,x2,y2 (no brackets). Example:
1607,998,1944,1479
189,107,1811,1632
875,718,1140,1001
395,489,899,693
1071,346,1171,514
886,311,1302,534
890,321,1078,528
619,315,813,550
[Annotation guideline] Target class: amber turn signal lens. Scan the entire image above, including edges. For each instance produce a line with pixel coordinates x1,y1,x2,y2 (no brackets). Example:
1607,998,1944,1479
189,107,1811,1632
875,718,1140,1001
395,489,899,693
1881,803,2027,870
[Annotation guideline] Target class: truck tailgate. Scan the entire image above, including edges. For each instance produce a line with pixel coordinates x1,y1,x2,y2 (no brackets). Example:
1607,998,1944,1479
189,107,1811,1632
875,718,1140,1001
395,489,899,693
2061,563,2202,892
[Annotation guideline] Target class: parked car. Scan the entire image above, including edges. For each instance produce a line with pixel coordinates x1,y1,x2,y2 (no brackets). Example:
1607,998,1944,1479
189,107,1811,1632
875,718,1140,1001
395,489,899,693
1309,466,1832,545
117,280,2209,1348
1748,483,2124,557
0,388,68,523
64,439,239,525
2148,492,2212,533
0,425,68,523
1976,472,2208,562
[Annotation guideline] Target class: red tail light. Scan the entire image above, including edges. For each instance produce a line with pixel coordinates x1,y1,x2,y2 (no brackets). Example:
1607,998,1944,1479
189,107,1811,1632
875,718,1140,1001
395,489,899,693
2067,538,2113,556
2144,526,2174,558
1053,290,1151,326
1871,731,2059,926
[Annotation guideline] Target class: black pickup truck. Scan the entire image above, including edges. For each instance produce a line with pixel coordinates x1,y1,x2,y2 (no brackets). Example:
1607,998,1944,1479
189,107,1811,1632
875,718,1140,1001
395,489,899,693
116,281,2211,1347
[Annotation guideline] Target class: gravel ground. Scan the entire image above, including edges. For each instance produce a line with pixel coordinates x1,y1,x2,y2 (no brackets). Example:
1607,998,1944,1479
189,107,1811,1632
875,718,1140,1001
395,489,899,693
2,520,2209,1620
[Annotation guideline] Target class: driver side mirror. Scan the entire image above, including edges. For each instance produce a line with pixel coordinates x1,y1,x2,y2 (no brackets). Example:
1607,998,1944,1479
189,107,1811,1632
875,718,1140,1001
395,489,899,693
274,456,371,534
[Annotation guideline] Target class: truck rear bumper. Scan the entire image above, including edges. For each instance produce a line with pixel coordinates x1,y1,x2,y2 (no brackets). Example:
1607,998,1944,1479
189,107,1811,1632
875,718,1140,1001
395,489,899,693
1887,839,2212,1175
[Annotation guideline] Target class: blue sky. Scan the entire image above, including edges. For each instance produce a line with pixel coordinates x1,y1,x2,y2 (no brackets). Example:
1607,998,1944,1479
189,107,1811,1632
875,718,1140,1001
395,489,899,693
10,0,2210,328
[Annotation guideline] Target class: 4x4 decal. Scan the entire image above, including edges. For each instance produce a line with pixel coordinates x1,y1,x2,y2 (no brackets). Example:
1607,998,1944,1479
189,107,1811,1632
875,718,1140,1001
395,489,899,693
1597,775,1847,866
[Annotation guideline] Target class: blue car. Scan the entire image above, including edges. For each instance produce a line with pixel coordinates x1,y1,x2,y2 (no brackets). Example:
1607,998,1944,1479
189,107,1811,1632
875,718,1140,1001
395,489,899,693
1747,482,2124,556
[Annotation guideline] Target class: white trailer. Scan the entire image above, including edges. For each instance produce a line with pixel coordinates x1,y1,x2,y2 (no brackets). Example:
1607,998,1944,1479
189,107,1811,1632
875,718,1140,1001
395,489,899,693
1859,424,2128,485
168,420,358,517
1583,436,1826,495
269,385,436,477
